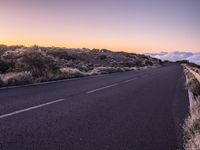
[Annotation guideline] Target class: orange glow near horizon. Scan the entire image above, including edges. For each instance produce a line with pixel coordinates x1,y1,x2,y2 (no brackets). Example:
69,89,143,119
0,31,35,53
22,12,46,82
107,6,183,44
0,0,199,53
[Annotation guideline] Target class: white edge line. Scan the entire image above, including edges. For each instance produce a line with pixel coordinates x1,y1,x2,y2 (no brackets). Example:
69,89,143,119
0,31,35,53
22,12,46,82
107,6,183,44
0,70,147,90
0,74,105,90
86,83,118,94
0,98,65,119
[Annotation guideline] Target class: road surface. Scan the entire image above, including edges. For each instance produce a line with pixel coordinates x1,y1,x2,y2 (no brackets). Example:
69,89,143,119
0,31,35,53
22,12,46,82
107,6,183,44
0,64,189,150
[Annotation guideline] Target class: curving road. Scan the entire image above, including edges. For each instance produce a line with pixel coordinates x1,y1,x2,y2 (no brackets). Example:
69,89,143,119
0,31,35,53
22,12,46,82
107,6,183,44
0,64,189,150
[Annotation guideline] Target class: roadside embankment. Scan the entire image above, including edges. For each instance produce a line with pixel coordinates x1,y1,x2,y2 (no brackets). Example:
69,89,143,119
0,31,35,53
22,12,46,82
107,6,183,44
0,45,162,88
183,64,200,150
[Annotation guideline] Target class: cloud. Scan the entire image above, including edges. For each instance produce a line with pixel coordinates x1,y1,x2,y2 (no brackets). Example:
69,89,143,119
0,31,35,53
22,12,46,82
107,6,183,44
146,51,200,65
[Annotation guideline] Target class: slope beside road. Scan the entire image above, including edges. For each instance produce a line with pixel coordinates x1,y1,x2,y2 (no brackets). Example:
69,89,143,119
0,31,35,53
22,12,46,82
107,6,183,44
0,64,189,150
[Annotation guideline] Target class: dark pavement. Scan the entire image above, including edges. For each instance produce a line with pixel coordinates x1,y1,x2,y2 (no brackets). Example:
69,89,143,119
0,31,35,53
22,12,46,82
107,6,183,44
0,64,189,150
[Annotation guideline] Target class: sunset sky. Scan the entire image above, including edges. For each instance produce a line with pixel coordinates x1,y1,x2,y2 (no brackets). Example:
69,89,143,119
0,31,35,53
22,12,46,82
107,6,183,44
0,0,199,53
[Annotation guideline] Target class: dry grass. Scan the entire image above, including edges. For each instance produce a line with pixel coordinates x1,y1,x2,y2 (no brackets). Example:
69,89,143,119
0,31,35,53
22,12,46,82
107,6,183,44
60,67,86,78
183,66,200,150
88,67,133,75
60,67,131,78
184,97,200,150
0,71,33,86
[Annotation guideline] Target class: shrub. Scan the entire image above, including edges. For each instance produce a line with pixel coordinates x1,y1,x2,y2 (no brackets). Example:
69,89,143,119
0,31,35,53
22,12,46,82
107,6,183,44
186,79,200,96
133,60,144,67
1,48,27,72
47,49,76,60
18,47,59,78
88,67,126,75
98,55,107,60
60,67,85,78
1,72,33,86
0,59,11,73
144,60,153,66
0,77,4,87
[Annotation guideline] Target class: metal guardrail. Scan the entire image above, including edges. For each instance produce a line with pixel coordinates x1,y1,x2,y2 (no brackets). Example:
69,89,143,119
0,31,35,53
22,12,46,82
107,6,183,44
184,65,200,83
183,64,200,108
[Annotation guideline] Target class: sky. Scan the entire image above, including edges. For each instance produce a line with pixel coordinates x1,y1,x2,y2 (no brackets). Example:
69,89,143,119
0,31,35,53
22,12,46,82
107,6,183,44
0,0,199,53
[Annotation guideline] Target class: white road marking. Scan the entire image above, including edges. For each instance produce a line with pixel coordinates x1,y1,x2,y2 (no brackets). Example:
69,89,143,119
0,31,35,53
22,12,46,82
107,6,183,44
0,99,65,119
86,83,118,94
123,78,137,83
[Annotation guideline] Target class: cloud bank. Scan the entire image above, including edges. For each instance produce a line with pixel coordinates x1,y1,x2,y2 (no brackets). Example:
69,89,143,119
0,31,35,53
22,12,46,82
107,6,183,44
146,51,200,65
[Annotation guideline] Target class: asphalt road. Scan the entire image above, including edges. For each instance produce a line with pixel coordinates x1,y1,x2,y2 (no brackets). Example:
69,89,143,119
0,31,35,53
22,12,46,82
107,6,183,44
0,64,189,150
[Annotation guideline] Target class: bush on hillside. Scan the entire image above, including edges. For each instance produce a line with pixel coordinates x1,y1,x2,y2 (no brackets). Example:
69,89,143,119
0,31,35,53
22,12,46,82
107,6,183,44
88,67,128,75
1,48,27,72
17,47,60,78
133,60,144,67
144,60,153,66
0,71,33,86
60,67,86,78
47,49,77,60
0,77,4,87
0,59,11,73
98,55,107,60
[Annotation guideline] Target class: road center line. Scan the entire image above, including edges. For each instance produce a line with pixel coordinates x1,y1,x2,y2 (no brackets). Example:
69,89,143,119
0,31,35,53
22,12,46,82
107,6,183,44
0,98,65,119
86,83,118,94
123,78,137,83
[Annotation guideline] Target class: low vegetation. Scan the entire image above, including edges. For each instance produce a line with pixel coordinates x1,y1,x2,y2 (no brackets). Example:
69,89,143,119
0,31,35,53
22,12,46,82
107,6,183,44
184,71,200,150
0,45,162,87
184,97,200,150
0,71,33,86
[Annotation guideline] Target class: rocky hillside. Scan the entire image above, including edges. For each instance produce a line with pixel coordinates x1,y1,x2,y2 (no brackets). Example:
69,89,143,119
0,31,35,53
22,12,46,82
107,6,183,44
0,45,162,87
